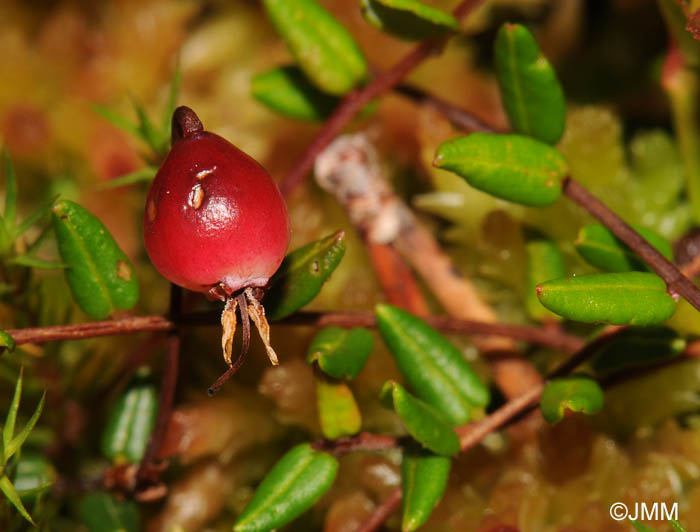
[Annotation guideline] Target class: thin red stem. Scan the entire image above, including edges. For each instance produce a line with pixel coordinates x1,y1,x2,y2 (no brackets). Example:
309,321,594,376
562,177,700,311
311,432,399,456
5,310,584,354
394,84,502,133
355,488,402,532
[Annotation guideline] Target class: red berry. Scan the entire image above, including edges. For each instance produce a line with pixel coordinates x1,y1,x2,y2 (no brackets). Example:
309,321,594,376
144,107,290,295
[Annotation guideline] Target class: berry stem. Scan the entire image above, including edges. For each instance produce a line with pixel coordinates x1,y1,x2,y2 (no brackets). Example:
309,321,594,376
171,105,204,144
137,284,182,484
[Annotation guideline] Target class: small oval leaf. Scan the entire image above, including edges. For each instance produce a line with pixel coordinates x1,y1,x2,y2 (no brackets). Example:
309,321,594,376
79,492,141,532
434,133,568,206
252,66,339,121
100,370,158,464
234,443,338,532
540,376,604,424
575,223,674,272
381,381,460,456
262,0,368,95
401,446,451,532
494,23,566,144
14,453,56,501
590,326,685,375
0,331,16,354
375,304,488,424
360,0,461,41
52,199,139,319
536,272,677,325
265,231,346,321
524,230,566,321
307,326,374,379
316,376,362,439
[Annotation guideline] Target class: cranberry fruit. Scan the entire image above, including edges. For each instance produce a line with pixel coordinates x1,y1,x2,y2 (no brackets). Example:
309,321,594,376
144,106,290,392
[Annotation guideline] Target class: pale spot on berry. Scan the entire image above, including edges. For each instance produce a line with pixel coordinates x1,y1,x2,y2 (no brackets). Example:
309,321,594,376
116,260,132,281
196,166,217,180
147,200,157,222
188,183,205,209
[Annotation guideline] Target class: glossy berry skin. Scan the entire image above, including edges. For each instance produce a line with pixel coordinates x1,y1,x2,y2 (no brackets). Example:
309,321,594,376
144,116,290,295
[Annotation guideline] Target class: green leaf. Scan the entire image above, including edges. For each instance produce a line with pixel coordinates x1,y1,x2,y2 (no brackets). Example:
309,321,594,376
536,272,677,325
11,196,55,239
381,381,460,456
0,475,35,525
494,23,566,144
524,230,566,321
4,367,23,457
575,223,674,272
630,520,657,532
630,130,684,212
590,326,685,375
0,219,10,255
52,199,139,319
670,520,688,532
7,255,66,270
265,231,346,321
0,331,16,354
360,0,461,41
96,167,158,190
401,446,451,532
540,376,604,424
133,99,159,145
13,453,55,501
234,443,338,532
252,66,340,121
100,370,158,464
307,326,374,379
262,0,368,95
79,492,141,532
375,304,488,424
316,376,362,439
91,104,141,138
3,149,17,228
434,133,569,207
26,223,54,255
162,62,182,134
6,391,45,461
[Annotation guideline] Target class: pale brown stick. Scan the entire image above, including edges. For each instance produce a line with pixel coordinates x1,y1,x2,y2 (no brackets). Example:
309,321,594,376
313,134,544,399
